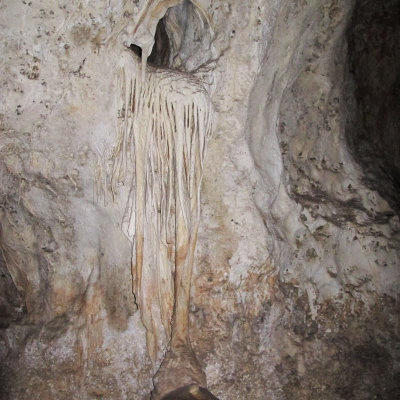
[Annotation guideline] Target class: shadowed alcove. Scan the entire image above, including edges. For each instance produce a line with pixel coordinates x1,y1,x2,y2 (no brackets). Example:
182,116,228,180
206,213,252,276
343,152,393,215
346,0,400,210
130,0,214,72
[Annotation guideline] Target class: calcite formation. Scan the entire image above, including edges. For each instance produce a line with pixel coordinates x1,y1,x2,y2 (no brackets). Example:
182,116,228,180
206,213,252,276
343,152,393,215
114,47,213,365
0,1,399,400
115,3,216,398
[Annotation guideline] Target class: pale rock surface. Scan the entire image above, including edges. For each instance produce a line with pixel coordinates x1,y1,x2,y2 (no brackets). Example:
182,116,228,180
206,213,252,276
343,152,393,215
0,1,399,400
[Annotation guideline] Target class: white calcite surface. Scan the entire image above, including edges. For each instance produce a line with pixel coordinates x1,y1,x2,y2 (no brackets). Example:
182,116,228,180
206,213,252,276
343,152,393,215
1,1,399,399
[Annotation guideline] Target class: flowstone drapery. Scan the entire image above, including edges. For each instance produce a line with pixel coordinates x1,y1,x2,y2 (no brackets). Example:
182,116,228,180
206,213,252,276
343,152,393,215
113,47,213,384
110,2,219,398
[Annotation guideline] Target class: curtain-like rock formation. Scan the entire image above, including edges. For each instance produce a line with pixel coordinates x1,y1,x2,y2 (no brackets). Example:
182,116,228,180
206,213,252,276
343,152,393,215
114,49,213,365
0,1,399,399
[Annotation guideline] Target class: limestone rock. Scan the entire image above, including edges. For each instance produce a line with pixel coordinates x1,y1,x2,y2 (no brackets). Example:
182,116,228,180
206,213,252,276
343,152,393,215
1,1,399,399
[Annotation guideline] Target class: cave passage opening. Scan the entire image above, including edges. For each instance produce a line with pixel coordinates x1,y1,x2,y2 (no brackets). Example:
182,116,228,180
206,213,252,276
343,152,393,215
130,16,171,68
129,0,214,72
346,0,400,210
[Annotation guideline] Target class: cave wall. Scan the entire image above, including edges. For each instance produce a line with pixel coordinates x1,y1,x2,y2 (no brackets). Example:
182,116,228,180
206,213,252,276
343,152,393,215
0,1,399,399
347,0,400,210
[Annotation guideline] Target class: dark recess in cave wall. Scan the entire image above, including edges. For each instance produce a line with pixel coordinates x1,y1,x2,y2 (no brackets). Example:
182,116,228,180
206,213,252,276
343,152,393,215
129,0,213,73
130,17,171,67
346,0,400,210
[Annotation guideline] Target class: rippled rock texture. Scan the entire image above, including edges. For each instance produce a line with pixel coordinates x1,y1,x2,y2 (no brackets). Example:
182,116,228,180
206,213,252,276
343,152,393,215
1,1,399,399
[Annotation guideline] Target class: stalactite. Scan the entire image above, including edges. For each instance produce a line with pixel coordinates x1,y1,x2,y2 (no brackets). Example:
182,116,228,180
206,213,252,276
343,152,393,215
113,50,213,362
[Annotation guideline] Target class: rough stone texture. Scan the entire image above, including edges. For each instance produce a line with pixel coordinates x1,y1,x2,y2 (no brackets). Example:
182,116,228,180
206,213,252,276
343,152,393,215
0,2,153,399
347,0,400,211
0,1,399,400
